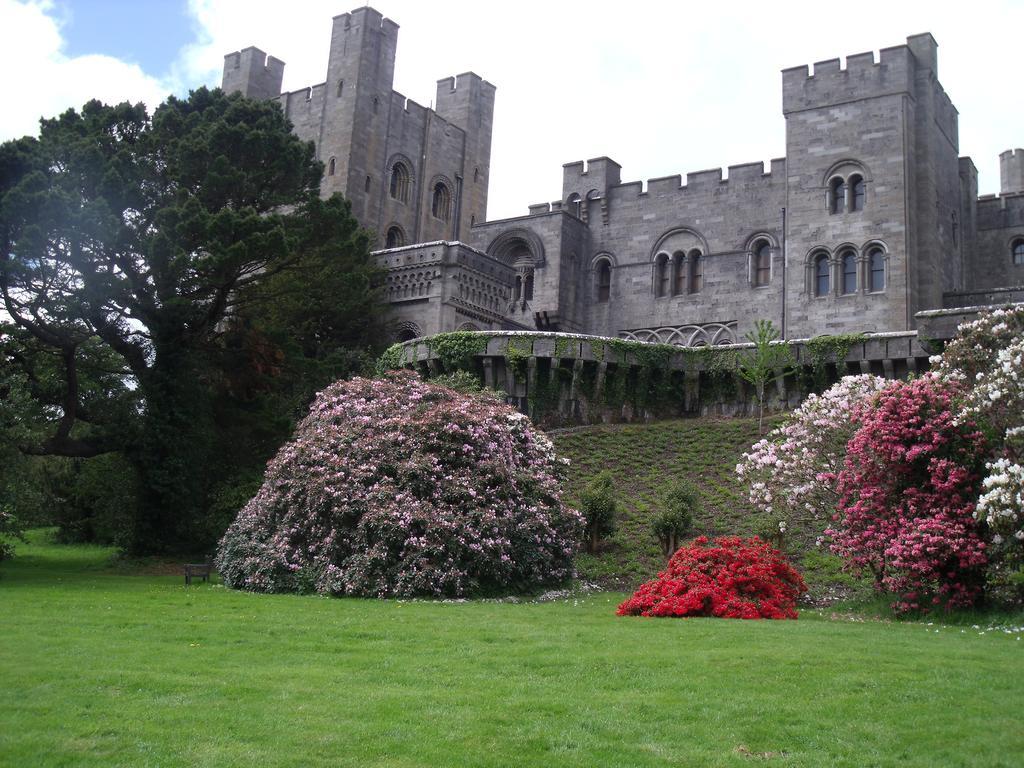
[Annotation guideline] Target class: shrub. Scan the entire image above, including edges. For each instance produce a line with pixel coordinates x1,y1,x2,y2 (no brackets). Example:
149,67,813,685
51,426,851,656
216,371,582,598
617,536,806,619
0,504,25,564
736,375,889,536
579,471,618,553
653,480,698,558
827,375,988,612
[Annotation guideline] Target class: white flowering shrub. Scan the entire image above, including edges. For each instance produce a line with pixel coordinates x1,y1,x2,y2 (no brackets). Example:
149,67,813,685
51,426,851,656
736,375,889,534
217,371,583,597
938,306,1024,563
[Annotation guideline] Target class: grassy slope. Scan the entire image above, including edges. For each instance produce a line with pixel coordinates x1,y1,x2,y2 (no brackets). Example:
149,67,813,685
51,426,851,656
2,533,1024,768
553,416,807,589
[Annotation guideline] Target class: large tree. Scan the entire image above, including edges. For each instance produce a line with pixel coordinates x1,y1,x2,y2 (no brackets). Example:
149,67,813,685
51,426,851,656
0,88,384,552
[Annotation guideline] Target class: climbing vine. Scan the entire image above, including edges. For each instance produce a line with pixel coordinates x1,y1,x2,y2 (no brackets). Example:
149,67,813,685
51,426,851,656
427,332,490,371
803,333,866,392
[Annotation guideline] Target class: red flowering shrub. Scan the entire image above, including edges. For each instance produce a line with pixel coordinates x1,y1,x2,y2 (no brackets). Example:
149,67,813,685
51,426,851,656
827,375,988,612
216,371,582,598
617,536,806,619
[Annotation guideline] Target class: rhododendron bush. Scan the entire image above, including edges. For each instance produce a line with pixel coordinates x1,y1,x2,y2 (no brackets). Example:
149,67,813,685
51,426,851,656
216,371,583,597
736,375,888,534
827,375,988,611
617,536,806,619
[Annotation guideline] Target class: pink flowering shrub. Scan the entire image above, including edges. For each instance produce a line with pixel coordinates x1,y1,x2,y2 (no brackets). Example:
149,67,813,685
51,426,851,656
216,371,583,598
827,375,988,612
736,375,888,534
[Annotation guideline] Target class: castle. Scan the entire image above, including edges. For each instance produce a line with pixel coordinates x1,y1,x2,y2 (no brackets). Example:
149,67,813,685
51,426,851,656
223,7,1024,346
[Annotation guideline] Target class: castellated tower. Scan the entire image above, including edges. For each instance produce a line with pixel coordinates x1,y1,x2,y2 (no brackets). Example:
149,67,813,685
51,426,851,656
781,34,964,337
221,7,495,248
1001,149,1024,195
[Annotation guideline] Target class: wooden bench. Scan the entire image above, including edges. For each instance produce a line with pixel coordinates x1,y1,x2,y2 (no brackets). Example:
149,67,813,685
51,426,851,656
184,561,213,585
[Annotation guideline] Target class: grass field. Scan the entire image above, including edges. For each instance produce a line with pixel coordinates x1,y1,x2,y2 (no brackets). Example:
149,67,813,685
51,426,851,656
3,531,1023,768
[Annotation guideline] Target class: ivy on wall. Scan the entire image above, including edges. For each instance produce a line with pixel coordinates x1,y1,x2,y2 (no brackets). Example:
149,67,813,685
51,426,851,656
377,329,882,424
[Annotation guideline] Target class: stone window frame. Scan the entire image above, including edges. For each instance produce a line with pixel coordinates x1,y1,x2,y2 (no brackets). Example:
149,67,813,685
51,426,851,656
839,248,859,296
688,249,704,294
864,241,888,294
385,224,406,249
429,175,454,222
1011,236,1024,267
808,249,833,298
652,252,671,298
824,160,870,215
745,233,778,289
327,157,336,176
591,253,616,304
388,156,414,204
566,193,582,219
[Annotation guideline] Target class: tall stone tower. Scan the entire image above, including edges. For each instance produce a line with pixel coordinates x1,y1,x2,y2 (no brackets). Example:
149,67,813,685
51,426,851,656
221,7,495,247
781,35,963,337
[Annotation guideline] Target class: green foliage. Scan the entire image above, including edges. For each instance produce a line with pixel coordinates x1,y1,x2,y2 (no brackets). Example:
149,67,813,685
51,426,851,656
0,504,24,563
429,369,487,394
804,333,866,392
0,88,385,554
377,343,408,373
579,471,619,553
51,454,138,547
505,336,533,378
737,320,795,432
652,480,699,557
428,332,489,371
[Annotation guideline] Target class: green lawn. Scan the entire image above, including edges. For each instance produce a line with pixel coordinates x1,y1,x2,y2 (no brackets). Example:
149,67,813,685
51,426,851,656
2,532,1023,767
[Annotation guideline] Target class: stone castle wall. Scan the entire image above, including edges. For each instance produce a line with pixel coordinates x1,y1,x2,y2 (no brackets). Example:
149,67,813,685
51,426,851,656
225,9,1022,348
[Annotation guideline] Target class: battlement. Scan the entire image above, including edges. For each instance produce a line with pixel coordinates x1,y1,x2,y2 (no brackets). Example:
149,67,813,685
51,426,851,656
624,158,786,200
562,157,623,202
436,72,497,101
1001,148,1024,195
332,6,399,37
222,46,285,100
782,43,915,114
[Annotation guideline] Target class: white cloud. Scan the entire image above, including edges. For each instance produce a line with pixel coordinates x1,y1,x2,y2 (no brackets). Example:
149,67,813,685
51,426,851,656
0,0,176,140
2,0,1022,220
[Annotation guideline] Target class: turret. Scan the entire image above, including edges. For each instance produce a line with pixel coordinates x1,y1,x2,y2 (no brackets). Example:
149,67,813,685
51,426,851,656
221,47,285,100
1000,149,1024,195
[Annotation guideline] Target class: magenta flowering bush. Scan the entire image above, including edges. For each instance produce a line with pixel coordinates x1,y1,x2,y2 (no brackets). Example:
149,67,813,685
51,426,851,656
827,375,988,612
216,371,583,597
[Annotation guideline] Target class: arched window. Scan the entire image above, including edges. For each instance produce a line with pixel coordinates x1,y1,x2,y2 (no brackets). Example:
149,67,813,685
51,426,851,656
514,274,523,301
389,162,410,203
672,251,685,296
327,157,336,176
688,250,703,293
596,259,611,303
850,175,865,212
337,80,344,97
523,272,534,301
385,226,404,249
830,177,846,214
869,247,886,292
567,193,582,218
655,254,670,297
1013,238,1024,266
814,253,831,297
753,241,771,287
431,182,451,221
364,175,371,192
841,251,857,294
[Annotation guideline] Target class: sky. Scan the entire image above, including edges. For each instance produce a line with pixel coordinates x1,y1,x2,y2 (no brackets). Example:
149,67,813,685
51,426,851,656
2,0,1023,221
